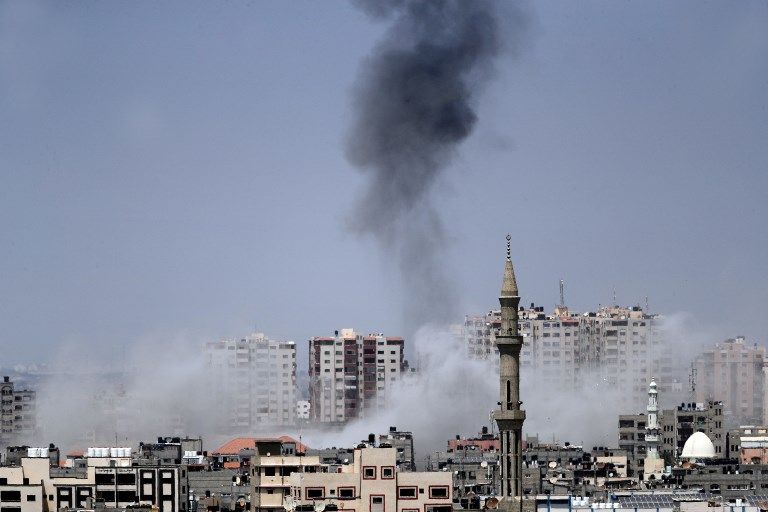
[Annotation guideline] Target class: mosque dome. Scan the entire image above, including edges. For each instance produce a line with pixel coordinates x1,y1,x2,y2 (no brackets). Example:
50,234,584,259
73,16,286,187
681,431,716,459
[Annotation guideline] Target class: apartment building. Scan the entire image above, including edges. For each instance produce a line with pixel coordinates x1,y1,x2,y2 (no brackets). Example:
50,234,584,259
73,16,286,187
0,376,36,449
462,304,675,412
377,427,415,472
286,446,452,512
205,332,297,430
693,337,766,425
308,329,406,424
0,446,187,512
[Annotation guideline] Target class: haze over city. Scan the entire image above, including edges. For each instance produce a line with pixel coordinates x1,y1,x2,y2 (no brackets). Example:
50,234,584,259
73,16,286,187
1,3,768,511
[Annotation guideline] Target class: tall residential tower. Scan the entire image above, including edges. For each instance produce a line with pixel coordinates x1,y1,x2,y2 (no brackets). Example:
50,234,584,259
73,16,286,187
494,236,526,503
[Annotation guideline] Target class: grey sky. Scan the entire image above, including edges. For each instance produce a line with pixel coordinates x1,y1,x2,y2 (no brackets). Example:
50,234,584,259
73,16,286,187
1,1,767,363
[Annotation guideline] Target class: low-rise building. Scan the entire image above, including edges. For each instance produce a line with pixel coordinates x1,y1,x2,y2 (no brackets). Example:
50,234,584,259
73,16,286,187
286,446,452,512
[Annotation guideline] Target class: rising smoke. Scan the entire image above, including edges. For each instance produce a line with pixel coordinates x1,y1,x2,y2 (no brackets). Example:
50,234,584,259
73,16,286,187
347,0,526,329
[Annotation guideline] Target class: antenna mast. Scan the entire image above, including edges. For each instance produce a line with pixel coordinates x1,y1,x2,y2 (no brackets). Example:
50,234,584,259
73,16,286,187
559,279,565,308
689,364,697,401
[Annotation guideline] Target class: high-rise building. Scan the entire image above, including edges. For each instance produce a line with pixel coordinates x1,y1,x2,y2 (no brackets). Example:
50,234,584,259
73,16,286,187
463,303,677,413
308,329,406,424
693,336,766,425
204,333,297,430
0,376,36,448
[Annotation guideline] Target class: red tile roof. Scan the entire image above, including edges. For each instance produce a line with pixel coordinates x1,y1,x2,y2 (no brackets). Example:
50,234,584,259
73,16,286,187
213,436,308,455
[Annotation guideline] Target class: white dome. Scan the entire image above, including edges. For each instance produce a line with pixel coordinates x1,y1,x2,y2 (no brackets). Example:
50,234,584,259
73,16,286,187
681,432,716,459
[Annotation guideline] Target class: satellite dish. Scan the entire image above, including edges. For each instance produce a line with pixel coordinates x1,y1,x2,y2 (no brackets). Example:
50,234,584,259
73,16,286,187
480,461,488,468
549,477,558,484
315,502,326,512
485,497,499,510
548,461,557,469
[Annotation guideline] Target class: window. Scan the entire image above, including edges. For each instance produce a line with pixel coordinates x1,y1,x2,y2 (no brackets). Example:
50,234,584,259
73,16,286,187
264,467,276,476
117,491,137,503
0,491,21,502
117,473,136,485
337,487,355,499
372,496,384,504
381,466,394,479
426,507,452,512
306,488,324,499
363,466,376,479
95,473,116,485
398,487,417,499
26,496,36,502
429,486,449,499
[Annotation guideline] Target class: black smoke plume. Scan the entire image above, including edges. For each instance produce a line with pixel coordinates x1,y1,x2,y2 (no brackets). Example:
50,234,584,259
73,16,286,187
347,0,520,328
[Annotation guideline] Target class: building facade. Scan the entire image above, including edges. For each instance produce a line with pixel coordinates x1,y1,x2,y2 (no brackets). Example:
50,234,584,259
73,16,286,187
205,333,297,430
693,337,766,426
308,329,406,424
286,446,453,512
0,376,36,449
463,304,677,413
0,447,187,512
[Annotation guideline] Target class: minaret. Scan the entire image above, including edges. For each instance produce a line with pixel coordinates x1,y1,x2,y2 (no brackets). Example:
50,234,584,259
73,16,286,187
494,235,526,502
645,378,660,459
643,378,664,481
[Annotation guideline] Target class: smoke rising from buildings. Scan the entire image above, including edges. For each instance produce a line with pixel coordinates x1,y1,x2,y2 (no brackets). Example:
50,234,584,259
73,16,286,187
346,0,524,329
302,313,707,455
33,335,222,452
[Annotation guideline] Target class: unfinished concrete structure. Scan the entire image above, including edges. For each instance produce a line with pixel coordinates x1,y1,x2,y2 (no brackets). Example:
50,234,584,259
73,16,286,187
494,235,526,506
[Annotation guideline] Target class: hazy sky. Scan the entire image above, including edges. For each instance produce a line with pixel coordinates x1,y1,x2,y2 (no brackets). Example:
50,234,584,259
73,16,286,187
1,1,767,363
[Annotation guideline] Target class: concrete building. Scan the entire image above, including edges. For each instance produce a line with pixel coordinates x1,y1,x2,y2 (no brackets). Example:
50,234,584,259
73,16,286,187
285,446,453,512
0,446,188,512
660,401,726,460
205,333,297,430
463,304,677,414
308,330,407,424
493,235,526,506
620,399,725,475
0,376,36,449
693,337,766,426
377,427,414,472
618,413,647,473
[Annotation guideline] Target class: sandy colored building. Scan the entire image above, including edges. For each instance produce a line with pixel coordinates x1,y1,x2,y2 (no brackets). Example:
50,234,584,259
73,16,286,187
286,446,452,512
0,447,187,512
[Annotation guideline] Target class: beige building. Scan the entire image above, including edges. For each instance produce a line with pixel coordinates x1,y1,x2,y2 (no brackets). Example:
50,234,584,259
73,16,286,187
693,336,766,425
0,447,187,512
286,447,452,512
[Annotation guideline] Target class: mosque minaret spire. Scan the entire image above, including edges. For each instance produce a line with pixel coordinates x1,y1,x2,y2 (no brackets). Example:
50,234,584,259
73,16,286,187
494,235,526,504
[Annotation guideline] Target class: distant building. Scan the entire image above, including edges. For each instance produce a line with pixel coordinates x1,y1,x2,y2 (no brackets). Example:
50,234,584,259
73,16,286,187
462,304,679,413
0,376,36,448
693,336,766,425
308,329,407,424
377,426,414,471
205,333,297,430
